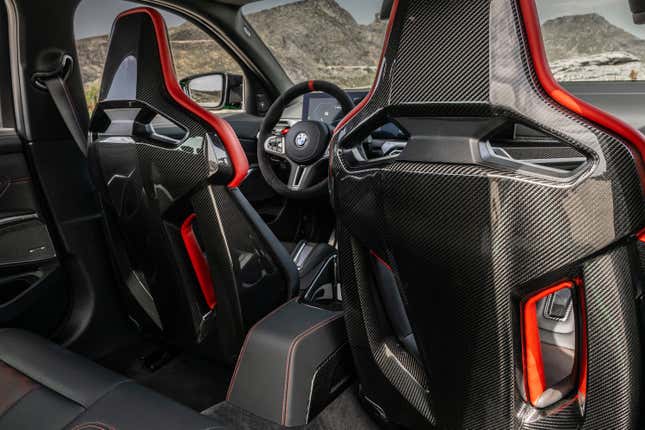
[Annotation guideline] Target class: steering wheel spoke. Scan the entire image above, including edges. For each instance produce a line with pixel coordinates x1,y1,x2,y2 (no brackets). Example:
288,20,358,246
263,134,287,158
287,161,315,191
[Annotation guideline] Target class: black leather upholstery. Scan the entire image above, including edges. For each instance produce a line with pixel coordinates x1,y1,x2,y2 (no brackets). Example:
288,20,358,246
226,300,346,426
0,329,223,429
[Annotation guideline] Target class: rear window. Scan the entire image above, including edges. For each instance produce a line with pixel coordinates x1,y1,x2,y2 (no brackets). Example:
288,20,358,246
536,0,645,82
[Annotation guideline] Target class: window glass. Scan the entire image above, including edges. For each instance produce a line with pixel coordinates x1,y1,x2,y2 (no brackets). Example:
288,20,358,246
74,0,243,111
536,0,645,82
242,0,388,89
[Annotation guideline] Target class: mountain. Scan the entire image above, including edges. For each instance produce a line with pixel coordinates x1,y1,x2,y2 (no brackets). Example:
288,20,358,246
76,5,645,110
541,13,645,81
550,51,643,81
245,0,385,87
76,0,385,99
542,13,645,62
75,22,242,86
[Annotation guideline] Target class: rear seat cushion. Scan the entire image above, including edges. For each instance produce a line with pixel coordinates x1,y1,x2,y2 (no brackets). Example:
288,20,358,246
0,329,223,430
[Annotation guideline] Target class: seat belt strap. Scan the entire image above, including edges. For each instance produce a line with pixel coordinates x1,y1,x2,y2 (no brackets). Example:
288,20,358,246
32,54,88,157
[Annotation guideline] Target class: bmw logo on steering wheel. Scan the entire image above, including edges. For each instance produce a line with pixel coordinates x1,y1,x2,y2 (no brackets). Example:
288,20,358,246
295,132,309,148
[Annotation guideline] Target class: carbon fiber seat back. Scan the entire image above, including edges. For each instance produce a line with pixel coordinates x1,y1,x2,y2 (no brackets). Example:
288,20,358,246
330,0,645,428
88,8,296,363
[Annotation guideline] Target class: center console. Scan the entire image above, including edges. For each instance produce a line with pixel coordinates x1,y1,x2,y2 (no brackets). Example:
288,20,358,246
225,252,350,426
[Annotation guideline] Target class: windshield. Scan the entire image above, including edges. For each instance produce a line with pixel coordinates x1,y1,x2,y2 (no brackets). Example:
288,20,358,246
242,0,388,88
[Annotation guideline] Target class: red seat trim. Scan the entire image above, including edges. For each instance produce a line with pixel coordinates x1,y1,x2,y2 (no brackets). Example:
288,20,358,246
181,213,216,309
116,7,249,188
520,279,587,407
638,227,645,243
521,281,572,406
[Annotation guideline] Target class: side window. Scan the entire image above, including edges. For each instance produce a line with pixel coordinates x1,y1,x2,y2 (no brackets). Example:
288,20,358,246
74,0,243,113
536,1,645,82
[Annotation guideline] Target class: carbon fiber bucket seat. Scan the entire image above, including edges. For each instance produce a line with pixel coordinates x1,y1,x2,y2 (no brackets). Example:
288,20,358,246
330,0,645,428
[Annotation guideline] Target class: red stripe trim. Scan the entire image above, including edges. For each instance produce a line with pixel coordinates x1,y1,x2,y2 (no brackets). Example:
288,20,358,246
333,0,400,133
181,214,216,309
638,228,645,243
521,280,574,406
575,277,587,404
280,314,343,424
370,249,393,271
226,298,299,400
518,0,645,185
115,8,249,188
307,80,315,91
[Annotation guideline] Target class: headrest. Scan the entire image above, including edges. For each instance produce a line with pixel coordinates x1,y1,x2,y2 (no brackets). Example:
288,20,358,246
99,7,248,187
334,0,644,173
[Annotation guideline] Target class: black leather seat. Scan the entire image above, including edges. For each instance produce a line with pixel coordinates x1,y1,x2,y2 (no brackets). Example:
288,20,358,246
0,328,223,429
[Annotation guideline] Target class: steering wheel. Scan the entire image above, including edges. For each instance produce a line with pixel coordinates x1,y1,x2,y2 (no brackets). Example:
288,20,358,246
257,80,354,199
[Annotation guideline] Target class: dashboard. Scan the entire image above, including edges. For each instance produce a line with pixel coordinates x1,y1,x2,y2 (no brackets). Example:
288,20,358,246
280,89,406,141
270,84,623,174
303,92,353,123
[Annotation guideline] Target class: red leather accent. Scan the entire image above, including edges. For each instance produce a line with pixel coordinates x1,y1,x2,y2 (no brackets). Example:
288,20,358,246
521,281,574,406
521,280,587,407
333,0,400,132
575,277,587,402
518,0,645,184
638,228,645,243
307,80,315,91
181,214,216,309
115,8,249,188
370,249,392,271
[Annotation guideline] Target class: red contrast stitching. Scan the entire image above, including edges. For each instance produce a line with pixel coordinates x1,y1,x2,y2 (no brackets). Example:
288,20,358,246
280,313,343,425
225,298,299,400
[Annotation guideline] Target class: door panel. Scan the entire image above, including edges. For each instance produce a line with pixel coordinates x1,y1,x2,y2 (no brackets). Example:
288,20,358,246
0,130,67,334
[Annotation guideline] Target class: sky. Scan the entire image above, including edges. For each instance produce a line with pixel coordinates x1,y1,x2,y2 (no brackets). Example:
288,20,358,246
75,0,645,40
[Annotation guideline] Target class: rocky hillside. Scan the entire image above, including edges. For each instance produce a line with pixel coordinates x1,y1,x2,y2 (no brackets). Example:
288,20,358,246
76,5,645,111
77,0,385,104
76,22,241,107
550,52,643,81
245,0,385,87
542,13,645,81
542,13,645,62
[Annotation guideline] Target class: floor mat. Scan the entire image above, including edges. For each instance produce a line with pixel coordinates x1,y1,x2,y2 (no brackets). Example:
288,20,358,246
99,341,231,411
203,386,378,430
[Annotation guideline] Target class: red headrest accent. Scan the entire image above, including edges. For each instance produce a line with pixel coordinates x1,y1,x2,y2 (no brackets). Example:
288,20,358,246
336,0,645,188
115,7,249,188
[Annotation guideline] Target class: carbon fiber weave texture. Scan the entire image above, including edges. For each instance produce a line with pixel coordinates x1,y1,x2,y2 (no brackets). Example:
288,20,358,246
331,0,645,428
